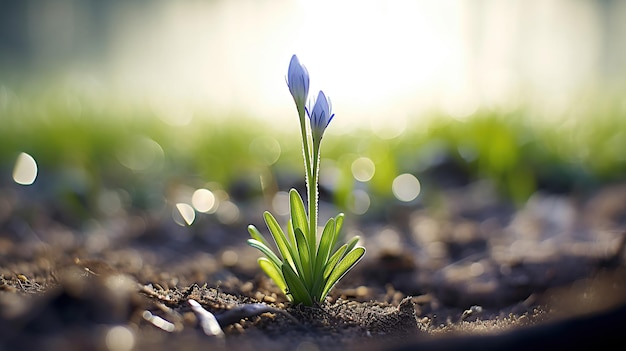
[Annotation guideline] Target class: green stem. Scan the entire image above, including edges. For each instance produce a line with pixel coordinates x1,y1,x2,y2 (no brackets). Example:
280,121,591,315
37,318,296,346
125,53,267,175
297,107,312,190
297,106,314,241
308,138,321,267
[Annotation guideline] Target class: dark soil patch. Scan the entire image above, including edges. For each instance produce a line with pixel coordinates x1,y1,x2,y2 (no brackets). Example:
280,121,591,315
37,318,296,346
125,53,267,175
1,182,626,350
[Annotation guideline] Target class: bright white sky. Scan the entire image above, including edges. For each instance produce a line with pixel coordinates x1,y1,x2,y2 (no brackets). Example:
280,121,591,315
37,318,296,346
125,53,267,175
106,0,606,130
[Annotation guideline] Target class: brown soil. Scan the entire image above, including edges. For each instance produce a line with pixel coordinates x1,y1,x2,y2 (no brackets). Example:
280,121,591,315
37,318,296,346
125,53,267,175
1,182,626,350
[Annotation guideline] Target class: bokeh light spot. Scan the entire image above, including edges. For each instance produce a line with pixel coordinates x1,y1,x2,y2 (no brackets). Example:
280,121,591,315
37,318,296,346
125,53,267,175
221,249,239,267
97,189,124,216
351,157,375,182
348,189,370,215
392,173,421,202
216,200,240,224
116,136,164,171
271,191,290,216
370,113,407,139
105,325,135,351
249,136,281,166
192,188,217,213
470,262,485,277
174,203,195,226
13,152,38,185
375,227,402,252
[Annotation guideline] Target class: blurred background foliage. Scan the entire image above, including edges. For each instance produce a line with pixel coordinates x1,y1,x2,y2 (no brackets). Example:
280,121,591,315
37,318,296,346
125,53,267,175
1,0,626,230
1,85,625,228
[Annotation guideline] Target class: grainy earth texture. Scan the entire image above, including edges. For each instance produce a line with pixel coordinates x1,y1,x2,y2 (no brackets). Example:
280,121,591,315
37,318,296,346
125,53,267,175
1,180,626,351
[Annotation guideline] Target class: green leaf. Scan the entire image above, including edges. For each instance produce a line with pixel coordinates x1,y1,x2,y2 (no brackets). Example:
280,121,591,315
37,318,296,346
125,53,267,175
247,239,282,268
248,224,271,249
263,211,298,270
289,188,309,241
310,218,336,300
314,218,335,280
323,244,347,279
282,262,313,306
334,213,345,240
258,257,288,296
286,219,297,247
294,228,312,289
343,236,360,259
321,247,365,300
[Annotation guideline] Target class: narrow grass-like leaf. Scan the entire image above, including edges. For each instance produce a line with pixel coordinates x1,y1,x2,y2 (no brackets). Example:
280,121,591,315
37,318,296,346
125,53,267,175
310,218,336,300
248,224,271,249
323,244,347,279
294,228,312,289
247,239,282,268
263,211,297,270
258,257,288,295
286,219,297,247
289,189,309,239
330,215,342,252
321,247,365,300
314,218,335,280
334,213,345,239
282,262,313,305
342,236,360,259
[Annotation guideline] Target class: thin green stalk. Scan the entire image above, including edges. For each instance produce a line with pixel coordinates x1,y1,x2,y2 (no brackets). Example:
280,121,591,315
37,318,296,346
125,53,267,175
308,138,321,265
297,107,313,194
298,106,317,265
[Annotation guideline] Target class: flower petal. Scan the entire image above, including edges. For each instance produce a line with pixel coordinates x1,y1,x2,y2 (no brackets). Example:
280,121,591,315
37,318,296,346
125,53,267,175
287,55,309,111
308,91,334,141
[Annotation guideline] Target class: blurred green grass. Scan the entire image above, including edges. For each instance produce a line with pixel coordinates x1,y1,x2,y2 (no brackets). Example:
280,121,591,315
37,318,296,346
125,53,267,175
1,86,625,222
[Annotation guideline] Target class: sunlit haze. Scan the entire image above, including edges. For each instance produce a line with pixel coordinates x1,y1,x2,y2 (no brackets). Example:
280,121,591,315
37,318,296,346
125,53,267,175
6,0,626,128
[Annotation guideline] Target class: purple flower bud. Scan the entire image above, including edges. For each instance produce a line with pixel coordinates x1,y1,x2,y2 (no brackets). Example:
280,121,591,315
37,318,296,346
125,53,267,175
307,91,334,141
287,55,309,112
